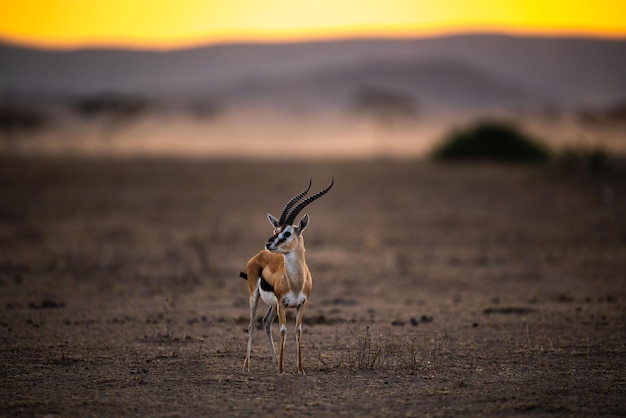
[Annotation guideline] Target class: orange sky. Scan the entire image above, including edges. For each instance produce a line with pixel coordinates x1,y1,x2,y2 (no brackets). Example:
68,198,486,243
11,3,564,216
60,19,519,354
1,0,625,49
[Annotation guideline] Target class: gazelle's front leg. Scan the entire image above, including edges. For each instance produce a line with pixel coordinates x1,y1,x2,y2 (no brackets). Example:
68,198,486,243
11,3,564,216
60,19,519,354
263,305,278,372
295,301,306,374
276,303,288,374
243,287,260,372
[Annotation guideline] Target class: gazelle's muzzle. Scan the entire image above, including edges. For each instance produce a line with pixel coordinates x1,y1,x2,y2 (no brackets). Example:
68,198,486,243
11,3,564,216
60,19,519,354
265,227,292,251
265,231,284,251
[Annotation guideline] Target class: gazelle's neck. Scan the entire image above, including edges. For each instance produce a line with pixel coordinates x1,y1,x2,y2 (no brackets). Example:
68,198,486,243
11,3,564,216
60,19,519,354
283,241,306,291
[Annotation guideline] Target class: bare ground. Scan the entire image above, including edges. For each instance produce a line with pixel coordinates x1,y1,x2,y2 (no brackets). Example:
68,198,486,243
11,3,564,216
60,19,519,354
1,157,625,417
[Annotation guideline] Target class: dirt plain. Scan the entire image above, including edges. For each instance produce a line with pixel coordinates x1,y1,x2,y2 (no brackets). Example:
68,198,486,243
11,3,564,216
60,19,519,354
0,156,625,417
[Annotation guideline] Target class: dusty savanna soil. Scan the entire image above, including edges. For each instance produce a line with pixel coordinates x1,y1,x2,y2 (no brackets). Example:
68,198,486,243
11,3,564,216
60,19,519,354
0,157,625,417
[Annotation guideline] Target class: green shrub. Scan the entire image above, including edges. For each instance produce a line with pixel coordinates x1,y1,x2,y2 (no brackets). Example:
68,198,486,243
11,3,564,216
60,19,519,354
431,121,550,162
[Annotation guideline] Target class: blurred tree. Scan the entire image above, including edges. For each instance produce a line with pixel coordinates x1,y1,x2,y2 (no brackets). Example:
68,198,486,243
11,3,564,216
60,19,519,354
350,86,418,128
71,93,153,138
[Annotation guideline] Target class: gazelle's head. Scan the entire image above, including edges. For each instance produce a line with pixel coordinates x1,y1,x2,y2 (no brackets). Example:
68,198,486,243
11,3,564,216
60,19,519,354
265,179,334,254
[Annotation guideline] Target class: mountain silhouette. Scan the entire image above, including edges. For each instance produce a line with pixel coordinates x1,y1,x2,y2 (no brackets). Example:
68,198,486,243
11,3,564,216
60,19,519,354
1,34,625,107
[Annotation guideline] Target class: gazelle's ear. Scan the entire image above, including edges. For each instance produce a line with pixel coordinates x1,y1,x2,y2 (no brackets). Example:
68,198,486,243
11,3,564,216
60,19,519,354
267,213,281,228
296,214,309,235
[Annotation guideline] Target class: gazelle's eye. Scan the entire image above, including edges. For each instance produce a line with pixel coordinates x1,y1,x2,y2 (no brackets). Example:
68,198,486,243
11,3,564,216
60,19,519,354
283,231,291,238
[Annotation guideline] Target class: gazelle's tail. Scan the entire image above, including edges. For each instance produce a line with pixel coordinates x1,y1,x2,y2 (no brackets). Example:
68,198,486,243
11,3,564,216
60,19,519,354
239,272,248,280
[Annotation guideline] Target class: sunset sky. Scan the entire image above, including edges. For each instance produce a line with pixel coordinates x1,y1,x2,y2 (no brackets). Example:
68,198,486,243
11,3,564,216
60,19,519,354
1,0,625,49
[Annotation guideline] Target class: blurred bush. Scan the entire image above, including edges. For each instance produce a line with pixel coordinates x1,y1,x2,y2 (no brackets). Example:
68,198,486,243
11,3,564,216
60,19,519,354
431,121,550,162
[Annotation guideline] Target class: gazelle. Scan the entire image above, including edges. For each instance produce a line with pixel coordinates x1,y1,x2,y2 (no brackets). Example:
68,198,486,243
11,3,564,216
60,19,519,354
239,179,334,374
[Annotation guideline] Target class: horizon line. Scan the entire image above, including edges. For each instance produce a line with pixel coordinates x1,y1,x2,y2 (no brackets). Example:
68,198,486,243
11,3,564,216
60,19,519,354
2,27,625,52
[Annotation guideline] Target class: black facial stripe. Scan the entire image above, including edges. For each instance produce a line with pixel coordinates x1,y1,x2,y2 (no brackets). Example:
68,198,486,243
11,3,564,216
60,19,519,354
266,235,277,247
268,229,290,247
260,274,274,293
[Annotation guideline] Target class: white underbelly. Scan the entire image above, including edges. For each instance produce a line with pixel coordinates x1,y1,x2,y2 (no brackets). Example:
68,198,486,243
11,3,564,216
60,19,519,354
259,286,278,307
257,279,306,308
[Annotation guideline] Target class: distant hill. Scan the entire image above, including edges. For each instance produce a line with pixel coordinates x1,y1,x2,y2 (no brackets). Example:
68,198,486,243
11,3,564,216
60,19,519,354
1,34,625,108
217,57,532,107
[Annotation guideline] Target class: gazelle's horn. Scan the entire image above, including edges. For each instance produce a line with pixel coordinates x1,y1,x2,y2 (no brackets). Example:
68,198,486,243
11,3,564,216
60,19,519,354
284,178,334,226
278,180,312,226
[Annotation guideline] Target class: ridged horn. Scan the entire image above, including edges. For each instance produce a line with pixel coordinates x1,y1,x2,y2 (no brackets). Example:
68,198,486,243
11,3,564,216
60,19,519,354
284,178,334,226
278,179,312,226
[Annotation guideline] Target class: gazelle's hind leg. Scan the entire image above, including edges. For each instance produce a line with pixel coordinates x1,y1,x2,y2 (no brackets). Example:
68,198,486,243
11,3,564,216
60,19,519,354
263,305,278,372
295,301,306,374
243,287,260,372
